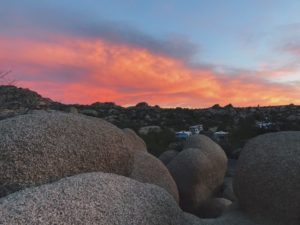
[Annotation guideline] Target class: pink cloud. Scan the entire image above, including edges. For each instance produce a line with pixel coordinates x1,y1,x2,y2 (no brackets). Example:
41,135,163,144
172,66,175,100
0,35,299,107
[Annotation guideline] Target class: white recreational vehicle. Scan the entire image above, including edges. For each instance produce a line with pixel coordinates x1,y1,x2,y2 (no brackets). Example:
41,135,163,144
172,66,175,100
189,124,204,134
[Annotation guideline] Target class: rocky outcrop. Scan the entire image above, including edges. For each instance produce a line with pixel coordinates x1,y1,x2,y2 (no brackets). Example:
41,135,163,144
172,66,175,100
234,131,300,225
167,135,227,217
0,86,53,120
0,111,133,197
130,151,179,202
0,172,184,225
0,85,52,109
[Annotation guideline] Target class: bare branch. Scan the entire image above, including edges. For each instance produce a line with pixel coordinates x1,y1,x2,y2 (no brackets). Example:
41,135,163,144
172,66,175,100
0,70,11,79
0,70,15,85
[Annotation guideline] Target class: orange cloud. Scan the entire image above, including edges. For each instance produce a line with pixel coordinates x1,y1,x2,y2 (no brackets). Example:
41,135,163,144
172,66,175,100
0,35,299,107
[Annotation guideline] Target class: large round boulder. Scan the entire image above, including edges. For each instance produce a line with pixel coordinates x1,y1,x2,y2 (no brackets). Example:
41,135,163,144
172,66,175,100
0,111,133,197
234,131,300,225
0,172,184,225
123,128,147,152
130,151,179,202
183,135,228,171
167,135,227,216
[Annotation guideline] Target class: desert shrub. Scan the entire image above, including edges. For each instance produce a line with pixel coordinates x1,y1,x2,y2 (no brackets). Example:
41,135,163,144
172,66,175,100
228,116,262,149
140,128,176,157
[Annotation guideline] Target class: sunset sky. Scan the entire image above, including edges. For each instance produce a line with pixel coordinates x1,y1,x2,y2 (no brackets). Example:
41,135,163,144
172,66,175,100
1,0,300,107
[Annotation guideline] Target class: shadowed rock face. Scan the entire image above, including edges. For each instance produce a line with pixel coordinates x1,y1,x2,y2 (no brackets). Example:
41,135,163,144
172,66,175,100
202,210,258,225
130,151,179,203
0,172,183,225
159,150,179,165
182,213,205,225
0,111,134,197
167,135,227,216
234,131,300,225
196,198,232,218
222,177,237,202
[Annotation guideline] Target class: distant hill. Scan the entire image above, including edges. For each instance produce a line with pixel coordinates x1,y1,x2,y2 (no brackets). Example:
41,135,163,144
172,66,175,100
1,85,300,156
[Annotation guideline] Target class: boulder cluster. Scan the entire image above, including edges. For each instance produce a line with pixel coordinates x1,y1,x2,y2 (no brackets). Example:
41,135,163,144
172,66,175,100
0,110,299,225
160,132,299,225
166,135,228,218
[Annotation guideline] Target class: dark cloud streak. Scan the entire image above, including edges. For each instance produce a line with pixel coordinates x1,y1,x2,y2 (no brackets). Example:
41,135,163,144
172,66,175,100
0,4,199,62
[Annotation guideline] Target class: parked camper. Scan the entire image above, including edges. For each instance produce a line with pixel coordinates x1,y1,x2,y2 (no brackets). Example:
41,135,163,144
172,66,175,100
256,121,273,129
189,124,204,134
214,131,229,141
175,131,192,140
